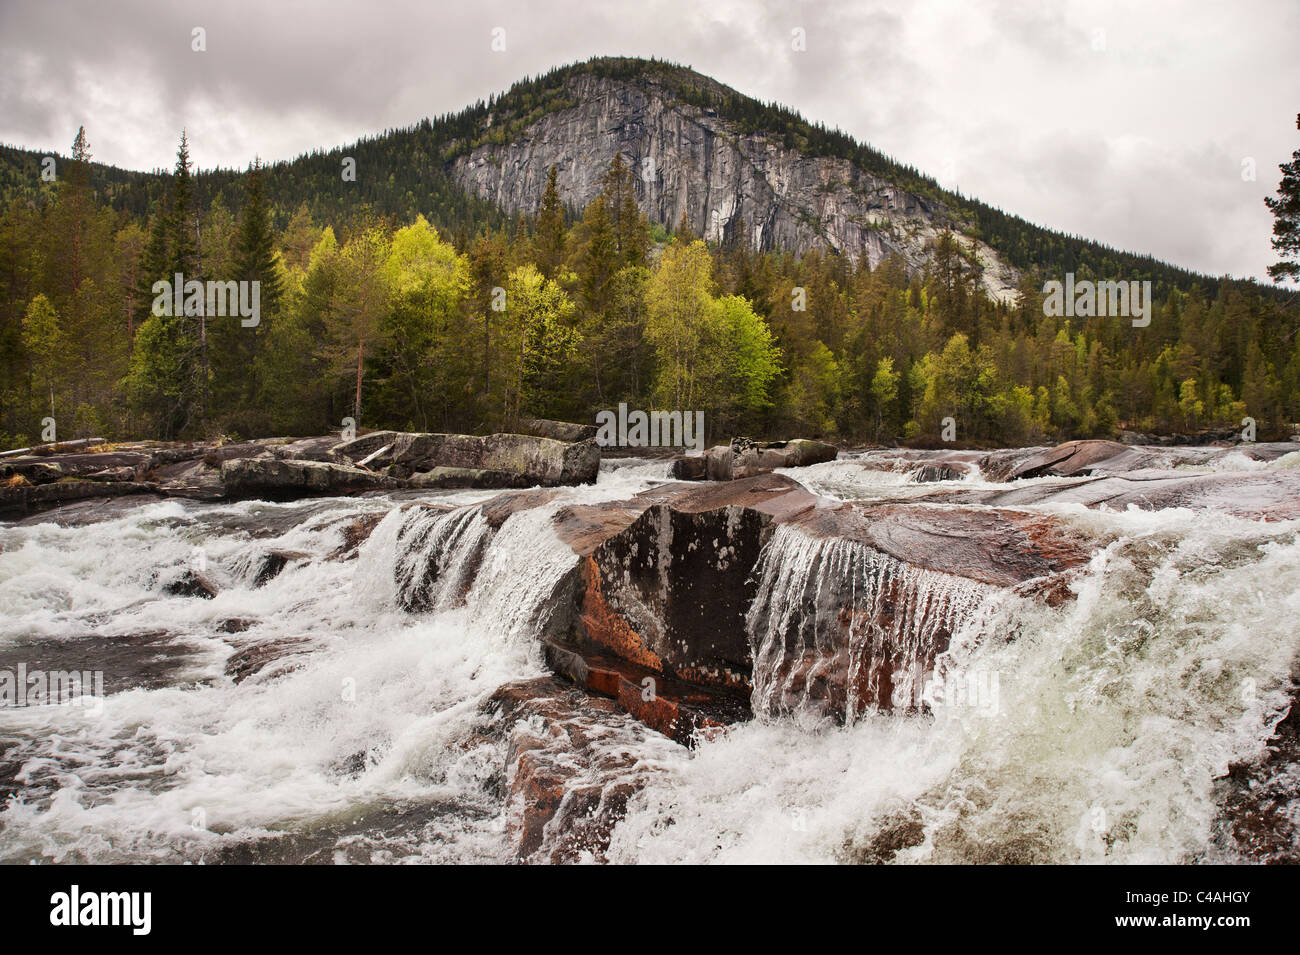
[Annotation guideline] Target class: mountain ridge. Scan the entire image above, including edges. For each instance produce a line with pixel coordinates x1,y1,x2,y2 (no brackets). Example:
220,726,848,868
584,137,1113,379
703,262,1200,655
0,56,1274,298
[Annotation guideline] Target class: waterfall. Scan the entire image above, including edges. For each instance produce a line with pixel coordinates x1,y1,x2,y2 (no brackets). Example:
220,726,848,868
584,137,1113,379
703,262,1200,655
747,523,993,722
385,497,581,642
391,505,494,613
460,504,582,643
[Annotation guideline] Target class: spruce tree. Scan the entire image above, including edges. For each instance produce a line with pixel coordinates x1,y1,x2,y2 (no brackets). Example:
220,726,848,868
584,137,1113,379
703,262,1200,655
232,158,282,313
535,164,567,279
167,131,198,280
1265,113,1300,284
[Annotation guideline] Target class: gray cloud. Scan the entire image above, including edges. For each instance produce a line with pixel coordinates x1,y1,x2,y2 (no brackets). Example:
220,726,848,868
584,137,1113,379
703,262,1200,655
1,0,1296,281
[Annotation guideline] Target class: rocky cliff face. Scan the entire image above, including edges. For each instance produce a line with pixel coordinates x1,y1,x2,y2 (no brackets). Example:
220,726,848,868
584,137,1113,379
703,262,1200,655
451,74,1019,301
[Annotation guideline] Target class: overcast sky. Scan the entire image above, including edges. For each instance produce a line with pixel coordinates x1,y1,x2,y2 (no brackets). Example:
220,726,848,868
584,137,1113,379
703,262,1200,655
2,0,1296,282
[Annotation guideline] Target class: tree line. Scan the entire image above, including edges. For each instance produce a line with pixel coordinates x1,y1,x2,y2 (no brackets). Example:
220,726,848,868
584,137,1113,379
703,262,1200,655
1,124,1297,450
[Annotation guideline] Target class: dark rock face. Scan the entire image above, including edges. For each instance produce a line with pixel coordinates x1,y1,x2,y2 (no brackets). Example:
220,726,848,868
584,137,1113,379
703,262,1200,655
164,570,218,599
252,549,308,587
577,502,769,685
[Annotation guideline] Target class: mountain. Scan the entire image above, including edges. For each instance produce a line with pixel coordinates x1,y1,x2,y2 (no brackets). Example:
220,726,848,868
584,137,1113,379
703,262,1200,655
0,56,1238,298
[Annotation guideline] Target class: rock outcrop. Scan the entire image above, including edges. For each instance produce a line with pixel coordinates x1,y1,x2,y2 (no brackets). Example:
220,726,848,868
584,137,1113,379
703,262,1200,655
484,677,683,863
391,472,1094,729
333,431,600,487
451,71,1020,301
670,437,838,481
0,430,602,517
512,418,599,443
220,458,402,499
890,467,1300,521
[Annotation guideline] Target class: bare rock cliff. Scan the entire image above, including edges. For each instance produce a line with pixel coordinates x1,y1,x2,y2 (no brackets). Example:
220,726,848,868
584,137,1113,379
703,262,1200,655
451,73,1019,301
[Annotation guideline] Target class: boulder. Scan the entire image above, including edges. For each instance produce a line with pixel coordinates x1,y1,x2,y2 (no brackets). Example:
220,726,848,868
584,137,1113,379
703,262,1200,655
252,549,309,587
224,636,315,684
325,512,388,561
408,467,528,490
542,639,748,744
699,437,838,481
667,454,708,480
153,459,226,500
988,439,1150,481
339,431,600,487
911,463,969,483
0,460,64,484
219,458,404,498
0,479,160,517
330,431,406,463
541,473,1092,723
164,570,219,599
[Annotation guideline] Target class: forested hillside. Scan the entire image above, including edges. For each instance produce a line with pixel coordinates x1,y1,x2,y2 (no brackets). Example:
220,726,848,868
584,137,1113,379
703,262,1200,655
0,57,1296,448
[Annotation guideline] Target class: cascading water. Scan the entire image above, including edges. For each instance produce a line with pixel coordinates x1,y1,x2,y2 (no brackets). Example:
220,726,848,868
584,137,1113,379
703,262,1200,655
391,505,495,612
1,455,1297,864
604,502,1300,864
747,523,994,722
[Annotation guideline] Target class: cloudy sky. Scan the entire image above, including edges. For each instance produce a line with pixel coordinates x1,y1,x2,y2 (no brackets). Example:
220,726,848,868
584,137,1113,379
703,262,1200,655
2,0,1296,282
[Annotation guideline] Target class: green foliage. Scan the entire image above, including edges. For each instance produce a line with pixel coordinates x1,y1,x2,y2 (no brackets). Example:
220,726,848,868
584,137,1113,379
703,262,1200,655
0,76,1297,447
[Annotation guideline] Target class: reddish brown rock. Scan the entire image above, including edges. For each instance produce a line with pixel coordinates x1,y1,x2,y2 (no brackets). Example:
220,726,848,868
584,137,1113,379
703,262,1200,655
543,639,748,744
543,472,1092,723
485,677,682,863
325,512,388,561
224,636,315,683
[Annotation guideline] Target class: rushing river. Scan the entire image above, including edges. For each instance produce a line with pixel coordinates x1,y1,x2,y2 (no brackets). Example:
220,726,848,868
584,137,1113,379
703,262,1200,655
1,454,1298,863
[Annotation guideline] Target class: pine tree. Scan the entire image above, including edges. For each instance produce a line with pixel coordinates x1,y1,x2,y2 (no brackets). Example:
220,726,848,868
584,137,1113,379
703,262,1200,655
1265,113,1300,284
167,131,198,279
135,205,170,336
232,158,282,314
599,154,648,266
535,164,567,279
